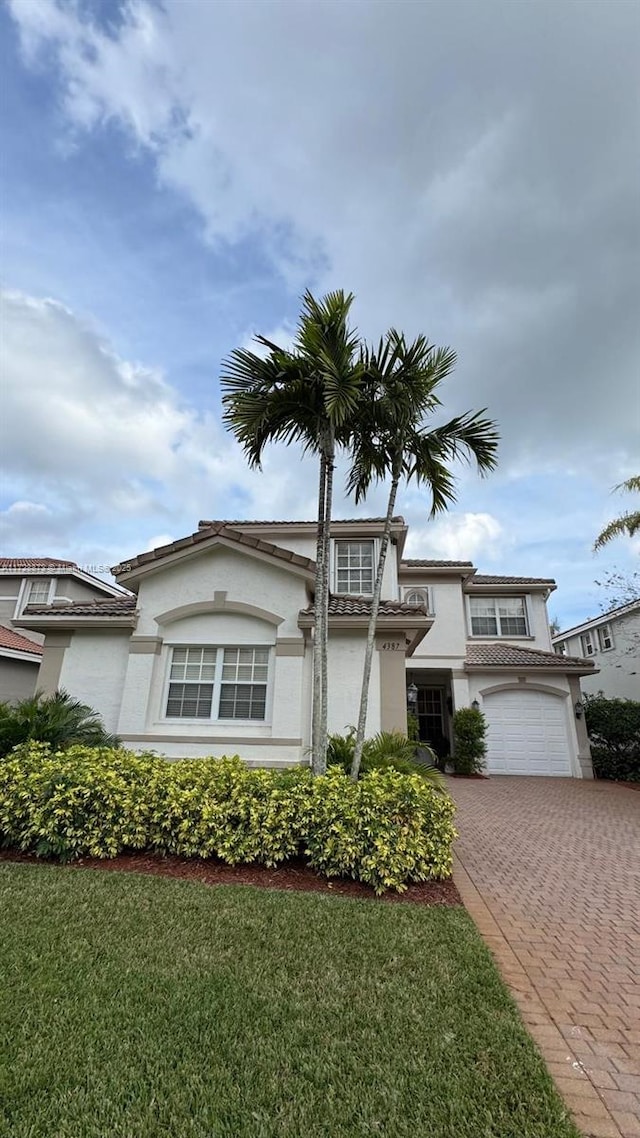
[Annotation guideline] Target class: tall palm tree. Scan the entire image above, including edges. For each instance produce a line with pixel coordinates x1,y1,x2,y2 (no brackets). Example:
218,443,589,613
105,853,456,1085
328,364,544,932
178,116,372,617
348,331,499,780
221,290,363,774
594,477,640,550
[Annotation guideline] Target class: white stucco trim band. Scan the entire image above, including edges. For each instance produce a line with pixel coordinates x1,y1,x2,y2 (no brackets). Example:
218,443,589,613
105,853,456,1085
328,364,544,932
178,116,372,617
123,734,303,746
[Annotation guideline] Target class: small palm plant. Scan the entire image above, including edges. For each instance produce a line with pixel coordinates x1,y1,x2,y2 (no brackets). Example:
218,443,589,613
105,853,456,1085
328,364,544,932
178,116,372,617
0,690,119,758
327,728,445,791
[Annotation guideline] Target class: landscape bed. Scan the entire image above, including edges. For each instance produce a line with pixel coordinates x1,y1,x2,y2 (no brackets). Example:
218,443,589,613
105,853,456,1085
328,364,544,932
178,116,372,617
0,862,579,1138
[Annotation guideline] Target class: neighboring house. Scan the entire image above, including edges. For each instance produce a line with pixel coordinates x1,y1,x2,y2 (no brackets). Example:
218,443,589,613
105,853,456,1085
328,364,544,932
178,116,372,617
16,519,597,777
0,626,43,703
552,600,640,701
0,557,127,701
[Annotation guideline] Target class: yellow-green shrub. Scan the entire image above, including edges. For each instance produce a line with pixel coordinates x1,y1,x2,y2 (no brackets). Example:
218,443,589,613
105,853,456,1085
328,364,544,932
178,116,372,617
0,744,456,892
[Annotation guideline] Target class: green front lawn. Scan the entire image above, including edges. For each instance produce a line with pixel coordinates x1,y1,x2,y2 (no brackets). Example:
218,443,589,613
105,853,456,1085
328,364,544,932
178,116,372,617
0,864,577,1138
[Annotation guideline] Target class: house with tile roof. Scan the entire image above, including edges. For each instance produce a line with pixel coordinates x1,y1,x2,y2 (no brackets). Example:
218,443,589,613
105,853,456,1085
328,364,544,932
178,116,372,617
0,558,127,702
552,600,640,701
16,518,596,776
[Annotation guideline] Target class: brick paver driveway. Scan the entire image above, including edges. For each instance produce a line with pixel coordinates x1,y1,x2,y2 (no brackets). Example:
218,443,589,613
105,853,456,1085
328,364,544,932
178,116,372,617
450,777,640,1138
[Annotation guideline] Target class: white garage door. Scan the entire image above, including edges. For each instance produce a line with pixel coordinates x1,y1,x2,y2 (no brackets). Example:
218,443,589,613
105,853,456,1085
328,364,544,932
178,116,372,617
483,689,572,776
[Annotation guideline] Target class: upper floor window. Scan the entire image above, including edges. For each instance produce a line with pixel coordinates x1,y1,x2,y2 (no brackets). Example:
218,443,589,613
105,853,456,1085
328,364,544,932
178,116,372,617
165,645,270,721
403,587,433,612
469,595,528,637
335,540,374,595
580,632,595,656
597,623,614,651
26,578,52,605
554,641,566,656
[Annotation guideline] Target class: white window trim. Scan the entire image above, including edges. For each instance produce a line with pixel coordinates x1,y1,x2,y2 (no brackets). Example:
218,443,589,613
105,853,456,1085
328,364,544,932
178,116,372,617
161,643,275,726
402,586,433,613
596,623,614,652
331,538,378,596
14,576,56,617
580,631,595,656
466,594,531,639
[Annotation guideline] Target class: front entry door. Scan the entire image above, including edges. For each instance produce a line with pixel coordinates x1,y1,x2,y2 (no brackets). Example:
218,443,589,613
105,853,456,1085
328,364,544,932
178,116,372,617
416,688,448,757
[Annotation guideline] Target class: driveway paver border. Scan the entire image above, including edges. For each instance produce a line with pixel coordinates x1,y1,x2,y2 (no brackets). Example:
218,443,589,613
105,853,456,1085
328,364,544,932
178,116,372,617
453,854,625,1138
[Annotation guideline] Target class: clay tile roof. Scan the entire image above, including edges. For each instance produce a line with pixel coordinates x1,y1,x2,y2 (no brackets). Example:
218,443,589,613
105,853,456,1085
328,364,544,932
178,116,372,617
0,626,43,655
401,559,474,568
198,517,405,529
300,595,429,618
465,643,595,670
0,557,76,570
468,574,556,586
112,524,316,576
23,597,137,618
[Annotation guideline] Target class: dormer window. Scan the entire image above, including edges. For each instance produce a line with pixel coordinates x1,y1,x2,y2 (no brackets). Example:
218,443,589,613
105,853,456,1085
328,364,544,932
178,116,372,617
403,587,433,613
26,578,52,605
335,540,374,595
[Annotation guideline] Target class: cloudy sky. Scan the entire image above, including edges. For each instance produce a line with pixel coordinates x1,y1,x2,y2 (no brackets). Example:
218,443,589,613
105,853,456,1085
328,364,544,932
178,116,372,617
1,0,638,627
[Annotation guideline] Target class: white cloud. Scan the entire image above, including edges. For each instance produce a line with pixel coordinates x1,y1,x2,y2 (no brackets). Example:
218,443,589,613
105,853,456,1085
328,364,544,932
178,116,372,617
0,286,321,554
405,513,505,563
7,0,639,468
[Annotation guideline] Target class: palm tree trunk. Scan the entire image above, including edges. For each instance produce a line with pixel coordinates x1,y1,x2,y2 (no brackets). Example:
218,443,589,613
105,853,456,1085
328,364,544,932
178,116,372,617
350,469,401,780
319,428,335,774
311,451,328,774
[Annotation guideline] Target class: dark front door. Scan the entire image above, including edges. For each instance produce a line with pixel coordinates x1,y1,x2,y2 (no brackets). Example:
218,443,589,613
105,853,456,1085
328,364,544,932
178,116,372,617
417,688,449,757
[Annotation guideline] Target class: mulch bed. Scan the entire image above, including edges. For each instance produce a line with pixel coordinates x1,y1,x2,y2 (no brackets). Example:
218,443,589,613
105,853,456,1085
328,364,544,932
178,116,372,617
0,849,460,905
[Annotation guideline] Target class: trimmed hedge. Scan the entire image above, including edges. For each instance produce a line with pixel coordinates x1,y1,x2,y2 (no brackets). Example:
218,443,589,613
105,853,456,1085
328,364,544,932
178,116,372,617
585,694,640,781
0,744,457,893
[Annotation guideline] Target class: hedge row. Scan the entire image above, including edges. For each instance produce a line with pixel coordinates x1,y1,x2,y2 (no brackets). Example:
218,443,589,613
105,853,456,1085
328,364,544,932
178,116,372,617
0,744,457,893
585,694,640,782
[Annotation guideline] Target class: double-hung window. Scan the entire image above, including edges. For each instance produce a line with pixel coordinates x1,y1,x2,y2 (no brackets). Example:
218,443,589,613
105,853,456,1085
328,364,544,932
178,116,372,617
26,578,52,605
580,632,595,656
165,646,270,721
469,596,529,637
335,540,374,594
597,624,614,651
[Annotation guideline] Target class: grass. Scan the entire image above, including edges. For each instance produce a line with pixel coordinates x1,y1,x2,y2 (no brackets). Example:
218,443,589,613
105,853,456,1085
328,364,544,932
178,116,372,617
0,863,578,1138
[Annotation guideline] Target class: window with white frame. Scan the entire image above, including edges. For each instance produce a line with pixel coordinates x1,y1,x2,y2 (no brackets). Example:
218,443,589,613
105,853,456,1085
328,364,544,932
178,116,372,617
554,641,566,656
165,646,270,721
580,632,595,656
335,540,374,594
597,623,614,651
403,587,432,612
469,595,529,637
26,578,52,605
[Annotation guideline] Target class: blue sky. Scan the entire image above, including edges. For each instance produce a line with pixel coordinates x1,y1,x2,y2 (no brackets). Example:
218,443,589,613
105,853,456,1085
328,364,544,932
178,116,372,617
1,0,638,629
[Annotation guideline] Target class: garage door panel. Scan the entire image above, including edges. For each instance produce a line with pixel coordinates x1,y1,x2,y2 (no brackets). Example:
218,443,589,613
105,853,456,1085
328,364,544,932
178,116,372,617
484,689,572,776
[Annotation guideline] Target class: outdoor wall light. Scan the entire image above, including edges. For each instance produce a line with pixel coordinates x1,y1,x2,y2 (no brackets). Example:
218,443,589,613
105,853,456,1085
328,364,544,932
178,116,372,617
407,683,418,707
471,699,480,711
574,700,584,719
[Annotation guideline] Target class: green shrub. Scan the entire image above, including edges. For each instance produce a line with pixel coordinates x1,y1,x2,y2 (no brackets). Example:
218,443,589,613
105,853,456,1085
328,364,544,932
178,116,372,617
0,744,456,893
584,694,640,781
0,690,118,758
452,707,487,775
327,729,444,789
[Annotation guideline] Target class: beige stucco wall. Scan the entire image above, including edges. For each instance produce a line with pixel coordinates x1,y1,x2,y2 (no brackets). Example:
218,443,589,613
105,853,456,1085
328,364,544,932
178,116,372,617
0,656,39,702
58,630,131,733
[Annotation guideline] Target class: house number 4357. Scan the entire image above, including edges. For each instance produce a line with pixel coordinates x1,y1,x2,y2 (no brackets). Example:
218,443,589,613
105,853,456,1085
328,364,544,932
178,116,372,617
381,641,402,651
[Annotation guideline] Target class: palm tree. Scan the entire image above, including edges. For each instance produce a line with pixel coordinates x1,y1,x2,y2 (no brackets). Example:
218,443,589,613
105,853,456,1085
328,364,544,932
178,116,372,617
348,331,499,780
0,690,119,758
221,290,363,774
594,477,640,550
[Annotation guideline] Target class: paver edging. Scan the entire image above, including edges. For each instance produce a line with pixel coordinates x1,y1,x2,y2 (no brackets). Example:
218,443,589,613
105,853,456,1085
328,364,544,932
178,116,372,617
453,852,624,1138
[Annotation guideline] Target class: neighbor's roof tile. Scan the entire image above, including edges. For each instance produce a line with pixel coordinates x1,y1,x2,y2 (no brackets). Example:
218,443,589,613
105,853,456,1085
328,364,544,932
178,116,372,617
401,559,474,568
468,574,556,586
0,626,43,655
198,517,405,529
0,557,76,570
